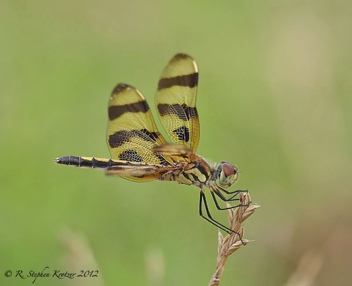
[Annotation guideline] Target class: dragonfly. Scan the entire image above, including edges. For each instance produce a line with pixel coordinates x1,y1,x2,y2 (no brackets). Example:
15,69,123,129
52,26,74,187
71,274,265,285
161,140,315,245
55,54,247,237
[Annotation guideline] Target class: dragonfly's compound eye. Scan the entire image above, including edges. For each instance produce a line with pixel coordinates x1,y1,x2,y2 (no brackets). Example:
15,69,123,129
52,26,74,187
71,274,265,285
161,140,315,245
218,162,238,188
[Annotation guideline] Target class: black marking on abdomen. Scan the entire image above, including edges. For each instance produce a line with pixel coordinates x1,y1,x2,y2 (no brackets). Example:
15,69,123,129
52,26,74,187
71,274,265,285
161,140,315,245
55,156,112,169
80,157,94,168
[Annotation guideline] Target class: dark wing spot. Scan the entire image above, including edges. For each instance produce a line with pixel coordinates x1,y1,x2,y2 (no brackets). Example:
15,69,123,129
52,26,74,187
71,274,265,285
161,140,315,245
154,153,171,166
112,83,130,94
118,150,143,162
108,101,149,120
140,129,159,142
109,130,133,148
173,53,191,60
181,104,198,121
172,126,190,143
109,129,160,148
157,103,198,122
158,73,198,90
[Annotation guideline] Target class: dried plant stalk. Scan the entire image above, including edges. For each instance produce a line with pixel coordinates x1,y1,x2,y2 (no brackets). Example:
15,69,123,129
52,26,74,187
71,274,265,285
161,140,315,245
208,192,259,286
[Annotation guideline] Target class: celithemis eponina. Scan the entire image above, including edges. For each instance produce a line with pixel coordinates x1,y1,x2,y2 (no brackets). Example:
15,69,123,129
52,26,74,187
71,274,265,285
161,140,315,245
55,54,247,237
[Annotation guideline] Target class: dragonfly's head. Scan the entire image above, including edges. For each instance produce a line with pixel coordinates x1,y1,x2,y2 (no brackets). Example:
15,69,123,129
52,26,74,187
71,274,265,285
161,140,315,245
216,161,238,188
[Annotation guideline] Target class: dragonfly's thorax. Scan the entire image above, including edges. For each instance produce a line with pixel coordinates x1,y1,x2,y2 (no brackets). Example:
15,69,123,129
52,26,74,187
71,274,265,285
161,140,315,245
159,155,214,188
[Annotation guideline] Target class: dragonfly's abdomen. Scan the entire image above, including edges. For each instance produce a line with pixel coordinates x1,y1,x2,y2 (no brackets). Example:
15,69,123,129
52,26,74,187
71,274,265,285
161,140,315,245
55,156,114,169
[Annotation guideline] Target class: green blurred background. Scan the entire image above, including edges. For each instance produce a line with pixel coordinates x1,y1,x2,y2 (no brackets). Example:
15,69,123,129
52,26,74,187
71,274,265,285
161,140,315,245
1,0,351,285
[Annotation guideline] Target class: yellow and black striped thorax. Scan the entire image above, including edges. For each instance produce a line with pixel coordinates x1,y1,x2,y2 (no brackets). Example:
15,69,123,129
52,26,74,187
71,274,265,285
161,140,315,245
160,155,214,188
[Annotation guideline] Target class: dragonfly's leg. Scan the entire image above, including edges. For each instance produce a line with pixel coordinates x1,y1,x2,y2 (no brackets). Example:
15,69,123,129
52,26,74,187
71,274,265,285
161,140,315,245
211,190,243,210
199,190,245,244
217,186,248,196
214,186,250,203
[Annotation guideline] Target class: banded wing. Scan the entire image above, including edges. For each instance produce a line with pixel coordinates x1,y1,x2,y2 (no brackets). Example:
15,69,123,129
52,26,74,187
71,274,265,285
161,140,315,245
107,83,173,181
155,54,200,154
